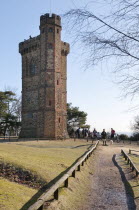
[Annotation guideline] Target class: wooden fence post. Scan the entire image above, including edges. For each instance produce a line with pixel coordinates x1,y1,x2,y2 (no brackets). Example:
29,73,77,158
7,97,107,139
54,189,59,200
77,165,81,171
72,170,75,178
65,178,69,188
38,205,43,210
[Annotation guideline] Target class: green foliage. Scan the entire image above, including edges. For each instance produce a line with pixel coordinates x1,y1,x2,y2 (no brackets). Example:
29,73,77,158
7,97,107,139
67,103,89,135
81,124,90,129
67,103,87,126
119,134,129,140
129,133,139,141
67,103,90,136
0,91,21,136
0,91,16,118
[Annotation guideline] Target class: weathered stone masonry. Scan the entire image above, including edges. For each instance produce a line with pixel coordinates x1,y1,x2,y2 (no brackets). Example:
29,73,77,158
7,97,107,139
19,14,70,139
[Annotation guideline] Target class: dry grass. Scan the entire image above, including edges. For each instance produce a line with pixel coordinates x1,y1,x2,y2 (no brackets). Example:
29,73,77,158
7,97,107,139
45,154,96,210
0,139,92,209
0,177,37,210
0,139,92,181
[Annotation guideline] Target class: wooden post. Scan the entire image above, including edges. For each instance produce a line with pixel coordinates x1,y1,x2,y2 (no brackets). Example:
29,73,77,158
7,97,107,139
65,178,68,188
77,165,81,171
54,189,59,200
38,205,43,210
72,170,75,178
129,149,131,154
82,161,84,166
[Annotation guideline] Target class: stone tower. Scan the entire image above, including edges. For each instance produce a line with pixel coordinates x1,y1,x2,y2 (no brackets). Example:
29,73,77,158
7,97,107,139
19,14,70,139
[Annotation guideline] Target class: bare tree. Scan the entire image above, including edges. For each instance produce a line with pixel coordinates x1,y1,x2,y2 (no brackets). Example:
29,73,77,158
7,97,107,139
132,115,139,132
65,0,139,97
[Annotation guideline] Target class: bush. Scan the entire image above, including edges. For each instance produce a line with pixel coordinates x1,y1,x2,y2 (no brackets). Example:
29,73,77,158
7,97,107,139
129,133,139,141
119,134,129,140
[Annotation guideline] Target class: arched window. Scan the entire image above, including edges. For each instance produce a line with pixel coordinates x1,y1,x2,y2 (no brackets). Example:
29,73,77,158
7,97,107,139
30,59,37,76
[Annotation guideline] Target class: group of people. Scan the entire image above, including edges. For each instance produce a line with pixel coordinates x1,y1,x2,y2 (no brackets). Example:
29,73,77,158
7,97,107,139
75,127,116,145
75,128,89,138
101,128,115,145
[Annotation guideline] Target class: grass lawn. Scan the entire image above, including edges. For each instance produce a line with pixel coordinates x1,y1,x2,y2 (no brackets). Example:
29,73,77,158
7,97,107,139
0,139,92,209
0,177,37,210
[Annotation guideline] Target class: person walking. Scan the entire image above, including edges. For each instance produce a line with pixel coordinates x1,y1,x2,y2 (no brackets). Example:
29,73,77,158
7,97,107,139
111,128,115,140
76,128,80,138
93,128,98,140
101,129,107,146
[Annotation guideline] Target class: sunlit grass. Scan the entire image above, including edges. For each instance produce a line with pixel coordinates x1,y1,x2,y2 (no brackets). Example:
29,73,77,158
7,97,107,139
129,154,139,167
0,139,92,209
0,177,37,210
0,139,91,181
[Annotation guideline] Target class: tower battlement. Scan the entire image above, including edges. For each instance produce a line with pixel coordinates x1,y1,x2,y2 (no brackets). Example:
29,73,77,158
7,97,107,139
40,13,61,28
19,36,40,55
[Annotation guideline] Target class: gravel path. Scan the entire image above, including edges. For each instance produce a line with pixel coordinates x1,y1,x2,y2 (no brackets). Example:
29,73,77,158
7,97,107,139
82,144,136,210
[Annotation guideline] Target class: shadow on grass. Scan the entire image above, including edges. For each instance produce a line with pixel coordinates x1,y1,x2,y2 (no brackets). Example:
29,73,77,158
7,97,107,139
112,154,136,210
130,154,139,158
21,144,95,209
72,143,92,149
132,185,139,188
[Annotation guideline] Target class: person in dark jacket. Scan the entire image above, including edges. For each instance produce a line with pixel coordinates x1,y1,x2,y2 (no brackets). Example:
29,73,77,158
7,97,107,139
111,128,115,140
101,129,107,145
93,128,98,139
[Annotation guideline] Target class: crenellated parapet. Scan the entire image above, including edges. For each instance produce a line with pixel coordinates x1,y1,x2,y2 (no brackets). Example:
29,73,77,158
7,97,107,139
40,13,61,29
19,36,40,55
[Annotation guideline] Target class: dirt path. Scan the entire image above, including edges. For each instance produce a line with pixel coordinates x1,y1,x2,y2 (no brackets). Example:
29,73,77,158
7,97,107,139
82,144,136,210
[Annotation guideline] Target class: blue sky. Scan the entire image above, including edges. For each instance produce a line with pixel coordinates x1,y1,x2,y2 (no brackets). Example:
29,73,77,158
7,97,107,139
0,0,139,135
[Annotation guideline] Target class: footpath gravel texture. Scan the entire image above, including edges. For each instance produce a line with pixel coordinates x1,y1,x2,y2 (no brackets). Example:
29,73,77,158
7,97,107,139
82,144,136,210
